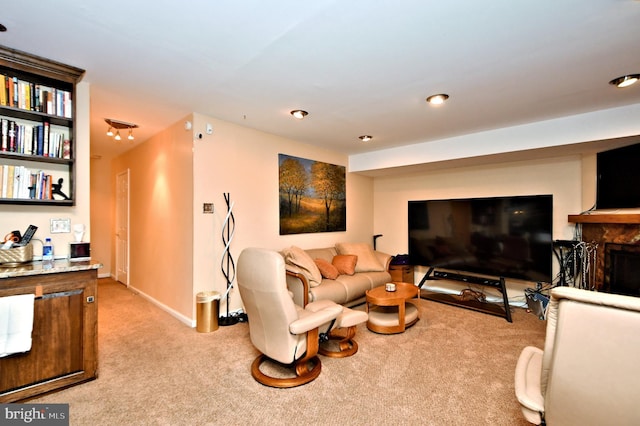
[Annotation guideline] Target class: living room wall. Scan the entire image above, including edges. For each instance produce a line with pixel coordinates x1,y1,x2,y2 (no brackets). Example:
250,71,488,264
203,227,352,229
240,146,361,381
111,118,195,322
106,112,374,324
101,107,626,324
371,154,583,288
191,112,375,318
101,107,626,323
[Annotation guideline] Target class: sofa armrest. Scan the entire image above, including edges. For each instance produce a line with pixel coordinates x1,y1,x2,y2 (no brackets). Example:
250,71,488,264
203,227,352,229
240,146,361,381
375,251,393,271
286,270,310,306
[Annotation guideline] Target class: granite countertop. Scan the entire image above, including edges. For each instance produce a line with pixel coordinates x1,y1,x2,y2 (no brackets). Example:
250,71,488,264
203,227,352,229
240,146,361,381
0,260,103,279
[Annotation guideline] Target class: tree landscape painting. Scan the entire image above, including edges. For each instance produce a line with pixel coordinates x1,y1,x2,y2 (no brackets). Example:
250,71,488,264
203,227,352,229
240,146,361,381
279,154,346,235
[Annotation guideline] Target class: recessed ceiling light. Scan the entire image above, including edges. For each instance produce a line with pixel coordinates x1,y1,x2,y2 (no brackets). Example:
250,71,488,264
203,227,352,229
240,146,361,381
0,24,7,32
426,94,449,105
290,110,308,119
609,74,640,88
359,135,372,142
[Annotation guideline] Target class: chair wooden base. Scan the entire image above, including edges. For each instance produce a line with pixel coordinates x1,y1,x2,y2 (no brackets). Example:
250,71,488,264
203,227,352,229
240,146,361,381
251,354,322,388
319,326,359,358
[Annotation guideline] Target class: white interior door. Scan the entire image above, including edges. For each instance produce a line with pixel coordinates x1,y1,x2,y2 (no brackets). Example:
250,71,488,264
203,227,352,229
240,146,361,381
115,169,130,286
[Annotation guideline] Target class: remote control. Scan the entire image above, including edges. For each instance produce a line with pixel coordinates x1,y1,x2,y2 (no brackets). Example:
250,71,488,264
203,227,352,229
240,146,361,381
16,225,38,246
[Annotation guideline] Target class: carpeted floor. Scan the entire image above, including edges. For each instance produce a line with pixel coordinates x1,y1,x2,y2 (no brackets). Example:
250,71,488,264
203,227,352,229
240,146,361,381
32,278,546,425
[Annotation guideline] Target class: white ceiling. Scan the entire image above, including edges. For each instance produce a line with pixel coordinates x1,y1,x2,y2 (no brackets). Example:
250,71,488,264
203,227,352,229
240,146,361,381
2,1,639,164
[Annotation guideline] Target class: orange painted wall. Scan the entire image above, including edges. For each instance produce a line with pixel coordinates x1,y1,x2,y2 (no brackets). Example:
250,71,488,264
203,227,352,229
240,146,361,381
111,118,194,320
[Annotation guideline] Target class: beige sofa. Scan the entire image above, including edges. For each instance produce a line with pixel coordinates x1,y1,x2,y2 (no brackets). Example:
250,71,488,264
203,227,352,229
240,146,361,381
282,243,393,308
514,286,640,425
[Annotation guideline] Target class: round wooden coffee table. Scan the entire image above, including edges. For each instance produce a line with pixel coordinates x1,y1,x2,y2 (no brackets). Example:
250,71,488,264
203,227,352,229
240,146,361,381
365,282,419,334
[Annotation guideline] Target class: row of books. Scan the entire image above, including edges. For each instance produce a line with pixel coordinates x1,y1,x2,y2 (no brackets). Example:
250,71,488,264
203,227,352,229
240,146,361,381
0,74,73,119
0,164,58,200
0,118,71,159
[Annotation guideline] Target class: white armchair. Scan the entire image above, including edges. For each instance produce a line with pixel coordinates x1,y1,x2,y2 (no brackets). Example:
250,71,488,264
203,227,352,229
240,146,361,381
514,286,640,425
237,247,343,388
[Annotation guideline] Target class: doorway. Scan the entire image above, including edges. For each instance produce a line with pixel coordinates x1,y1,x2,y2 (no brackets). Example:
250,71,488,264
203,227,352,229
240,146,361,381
116,169,130,286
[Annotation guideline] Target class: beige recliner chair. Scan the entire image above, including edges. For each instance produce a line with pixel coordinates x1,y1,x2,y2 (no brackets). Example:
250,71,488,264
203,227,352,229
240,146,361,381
237,247,343,388
515,286,640,425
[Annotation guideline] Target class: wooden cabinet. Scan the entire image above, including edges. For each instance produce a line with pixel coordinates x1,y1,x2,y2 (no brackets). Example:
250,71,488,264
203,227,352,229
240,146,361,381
389,264,414,284
0,266,98,402
0,45,84,206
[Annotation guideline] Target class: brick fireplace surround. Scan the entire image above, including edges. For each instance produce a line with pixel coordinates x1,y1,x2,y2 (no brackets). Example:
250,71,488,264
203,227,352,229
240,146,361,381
568,214,640,291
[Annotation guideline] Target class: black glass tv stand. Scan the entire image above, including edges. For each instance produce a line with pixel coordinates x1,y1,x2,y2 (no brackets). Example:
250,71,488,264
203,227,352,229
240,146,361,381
417,267,512,322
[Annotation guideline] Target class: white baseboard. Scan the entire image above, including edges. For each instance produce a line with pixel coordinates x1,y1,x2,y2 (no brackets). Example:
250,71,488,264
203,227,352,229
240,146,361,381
128,285,195,327
101,275,244,328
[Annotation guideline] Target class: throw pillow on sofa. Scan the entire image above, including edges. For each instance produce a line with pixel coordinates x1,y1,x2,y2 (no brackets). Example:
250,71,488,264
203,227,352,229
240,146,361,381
336,242,385,273
332,254,358,275
282,245,322,287
314,258,339,280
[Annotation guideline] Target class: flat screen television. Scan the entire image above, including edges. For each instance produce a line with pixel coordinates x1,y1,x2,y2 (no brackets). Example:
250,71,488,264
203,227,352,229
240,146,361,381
408,195,553,283
596,142,640,209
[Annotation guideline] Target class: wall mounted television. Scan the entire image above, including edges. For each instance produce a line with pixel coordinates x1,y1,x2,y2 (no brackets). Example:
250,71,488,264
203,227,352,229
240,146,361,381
408,195,553,283
596,142,640,209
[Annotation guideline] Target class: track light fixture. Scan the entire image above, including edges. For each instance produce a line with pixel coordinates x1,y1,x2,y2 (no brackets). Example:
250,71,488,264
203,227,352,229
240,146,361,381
290,110,309,119
105,118,138,142
609,74,640,88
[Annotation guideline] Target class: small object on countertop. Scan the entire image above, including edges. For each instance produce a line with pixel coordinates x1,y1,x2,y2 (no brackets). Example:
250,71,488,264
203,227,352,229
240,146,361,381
42,238,54,261
385,283,396,292
2,231,19,249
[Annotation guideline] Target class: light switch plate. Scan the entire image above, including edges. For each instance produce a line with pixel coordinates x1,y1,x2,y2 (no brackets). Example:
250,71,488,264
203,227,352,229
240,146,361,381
50,218,71,233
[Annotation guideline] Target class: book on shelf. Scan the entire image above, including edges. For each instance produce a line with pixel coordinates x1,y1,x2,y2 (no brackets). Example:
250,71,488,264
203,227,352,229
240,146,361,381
63,139,71,159
12,77,18,109
43,121,49,156
1,73,73,118
5,76,14,108
1,118,7,151
8,120,15,152
36,124,43,155
17,80,28,110
63,91,72,118
0,163,60,200
13,165,30,199
23,124,33,155
0,120,68,158
1,164,9,198
0,76,6,106
5,164,14,198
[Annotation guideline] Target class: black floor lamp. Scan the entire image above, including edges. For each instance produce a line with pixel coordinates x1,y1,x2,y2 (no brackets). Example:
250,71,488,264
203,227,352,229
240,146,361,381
219,192,239,326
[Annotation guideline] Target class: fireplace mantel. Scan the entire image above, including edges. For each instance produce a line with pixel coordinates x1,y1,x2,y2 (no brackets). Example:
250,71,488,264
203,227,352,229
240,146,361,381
568,214,640,224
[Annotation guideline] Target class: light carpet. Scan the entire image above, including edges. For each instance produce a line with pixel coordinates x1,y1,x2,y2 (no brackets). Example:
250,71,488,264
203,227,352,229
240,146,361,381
32,279,546,425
